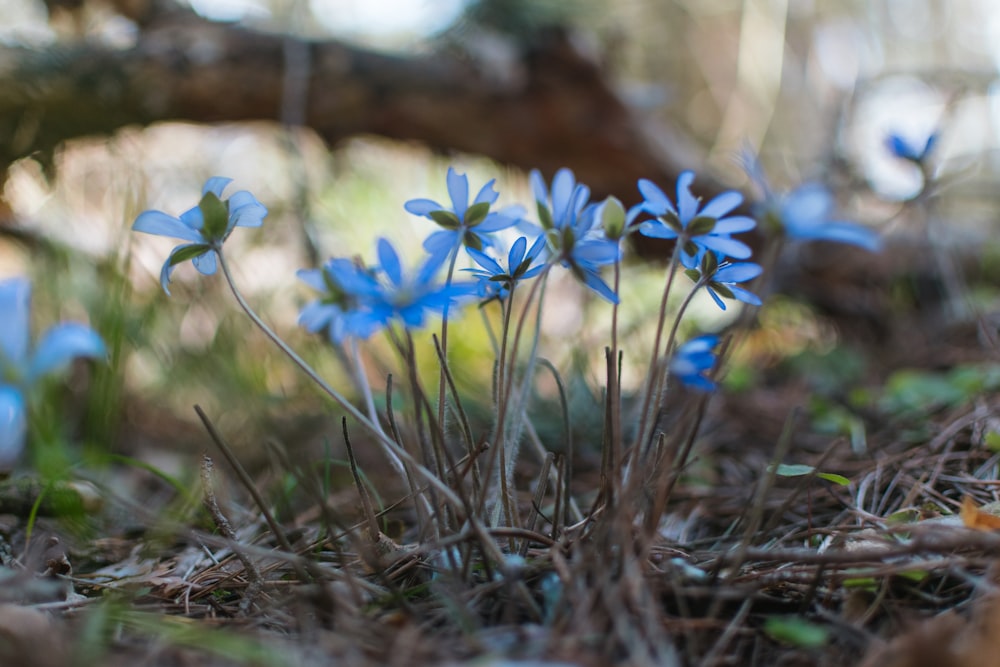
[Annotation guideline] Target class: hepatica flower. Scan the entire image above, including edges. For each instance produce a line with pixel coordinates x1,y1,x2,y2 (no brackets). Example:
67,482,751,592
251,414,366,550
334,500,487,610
685,251,763,311
885,130,937,164
669,335,720,392
743,150,880,251
297,259,383,343
331,238,477,333
531,168,620,303
0,278,105,467
635,171,756,265
405,167,518,254
132,177,268,294
464,235,547,302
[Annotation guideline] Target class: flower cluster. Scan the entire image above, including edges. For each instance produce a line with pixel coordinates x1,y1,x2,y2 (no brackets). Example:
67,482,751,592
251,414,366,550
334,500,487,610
0,278,105,467
131,156,883,400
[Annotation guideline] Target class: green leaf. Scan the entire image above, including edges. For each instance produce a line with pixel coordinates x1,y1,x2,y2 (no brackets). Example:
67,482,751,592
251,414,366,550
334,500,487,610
168,244,211,266
429,210,460,229
686,215,717,235
464,231,483,252
198,192,229,240
985,431,1000,452
764,616,829,648
772,464,849,486
464,201,491,227
774,463,814,477
537,202,554,230
816,472,851,486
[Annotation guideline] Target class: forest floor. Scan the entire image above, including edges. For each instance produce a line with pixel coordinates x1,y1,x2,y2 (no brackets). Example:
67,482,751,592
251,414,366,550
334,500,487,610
3,239,1000,667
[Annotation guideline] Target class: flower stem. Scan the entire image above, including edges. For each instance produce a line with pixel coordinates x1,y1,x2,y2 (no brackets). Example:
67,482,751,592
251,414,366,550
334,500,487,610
215,249,463,510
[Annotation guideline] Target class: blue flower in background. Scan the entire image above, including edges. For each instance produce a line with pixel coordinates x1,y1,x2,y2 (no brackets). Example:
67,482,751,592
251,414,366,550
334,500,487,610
669,335,720,392
405,167,519,254
464,235,547,302
297,259,384,342
885,131,937,164
133,177,268,294
336,239,478,332
634,172,756,264
742,150,881,252
0,277,105,468
777,184,881,251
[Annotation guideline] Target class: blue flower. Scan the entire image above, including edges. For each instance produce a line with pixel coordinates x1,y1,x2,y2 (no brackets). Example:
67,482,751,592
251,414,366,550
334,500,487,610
464,235,547,302
0,277,105,468
405,167,519,254
669,335,720,392
530,168,596,233
684,252,762,310
742,151,881,252
885,131,937,164
336,239,477,332
635,172,756,264
531,168,620,303
297,259,384,342
133,177,268,294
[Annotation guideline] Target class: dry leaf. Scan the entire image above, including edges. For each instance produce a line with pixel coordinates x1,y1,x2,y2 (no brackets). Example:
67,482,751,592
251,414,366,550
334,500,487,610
960,496,1000,531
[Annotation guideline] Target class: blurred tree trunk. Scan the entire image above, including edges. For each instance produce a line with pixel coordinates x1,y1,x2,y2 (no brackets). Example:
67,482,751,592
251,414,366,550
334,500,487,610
0,9,722,255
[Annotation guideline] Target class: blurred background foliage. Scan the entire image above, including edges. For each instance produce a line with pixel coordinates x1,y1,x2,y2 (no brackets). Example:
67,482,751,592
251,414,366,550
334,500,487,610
3,0,1000,475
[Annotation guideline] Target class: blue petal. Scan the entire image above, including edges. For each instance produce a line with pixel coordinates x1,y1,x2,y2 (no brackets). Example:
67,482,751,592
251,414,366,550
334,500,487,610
228,191,268,228
782,184,833,228
0,277,30,368
296,268,326,293
446,168,469,218
377,239,403,287
791,222,882,251
0,385,26,469
675,171,699,223
550,169,576,225
416,248,448,286
572,241,620,265
192,249,218,276
467,247,504,275
27,323,105,383
706,287,727,310
581,271,619,304
203,177,233,198
715,262,763,283
179,206,205,231
404,198,443,217
728,285,762,306
696,235,752,260
133,211,204,243
475,212,518,233
507,236,527,269
678,373,716,392
298,301,336,333
423,229,460,255
700,191,743,219
712,216,757,234
472,179,499,206
638,221,679,240
525,234,548,261
328,262,380,297
637,179,675,216
529,169,548,205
